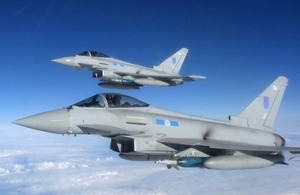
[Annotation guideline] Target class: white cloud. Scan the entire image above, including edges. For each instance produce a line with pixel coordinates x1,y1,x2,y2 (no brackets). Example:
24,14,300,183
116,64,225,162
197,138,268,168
69,171,119,187
79,164,88,168
13,164,26,173
57,162,70,169
36,162,55,170
2,152,300,195
33,161,91,171
0,167,10,176
5,179,22,184
0,150,30,158
2,127,300,194
105,157,114,161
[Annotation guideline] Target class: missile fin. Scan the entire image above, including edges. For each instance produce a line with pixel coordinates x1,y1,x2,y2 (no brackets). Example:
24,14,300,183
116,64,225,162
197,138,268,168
171,165,180,170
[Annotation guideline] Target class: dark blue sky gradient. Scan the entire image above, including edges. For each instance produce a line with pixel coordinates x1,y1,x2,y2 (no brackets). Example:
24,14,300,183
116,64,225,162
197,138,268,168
1,0,300,129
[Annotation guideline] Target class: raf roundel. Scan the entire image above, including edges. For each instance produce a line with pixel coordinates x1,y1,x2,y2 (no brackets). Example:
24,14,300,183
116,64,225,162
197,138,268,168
165,120,171,126
264,96,269,109
172,57,176,64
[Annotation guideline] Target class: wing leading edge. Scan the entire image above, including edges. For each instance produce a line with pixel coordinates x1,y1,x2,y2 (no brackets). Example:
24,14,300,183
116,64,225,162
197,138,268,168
158,138,300,154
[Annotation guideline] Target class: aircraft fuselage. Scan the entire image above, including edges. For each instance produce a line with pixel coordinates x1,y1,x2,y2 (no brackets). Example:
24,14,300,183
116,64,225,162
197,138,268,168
52,49,205,89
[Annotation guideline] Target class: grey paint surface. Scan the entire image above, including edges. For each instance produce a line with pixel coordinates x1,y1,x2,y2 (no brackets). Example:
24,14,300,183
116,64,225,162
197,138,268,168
52,48,205,89
13,77,300,170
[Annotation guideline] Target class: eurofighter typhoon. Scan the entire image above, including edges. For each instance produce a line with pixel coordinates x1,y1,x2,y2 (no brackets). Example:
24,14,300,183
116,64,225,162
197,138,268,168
52,48,205,89
13,76,300,170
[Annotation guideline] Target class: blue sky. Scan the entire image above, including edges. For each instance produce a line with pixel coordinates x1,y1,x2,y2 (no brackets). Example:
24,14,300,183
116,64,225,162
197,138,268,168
1,0,300,194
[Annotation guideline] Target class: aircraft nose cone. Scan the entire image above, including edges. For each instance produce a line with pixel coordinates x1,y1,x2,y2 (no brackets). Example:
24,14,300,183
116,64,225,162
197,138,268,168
52,57,76,67
13,109,70,134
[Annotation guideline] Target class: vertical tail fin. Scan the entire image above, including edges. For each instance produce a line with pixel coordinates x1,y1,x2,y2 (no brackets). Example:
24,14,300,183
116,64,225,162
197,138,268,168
153,48,188,74
237,76,288,130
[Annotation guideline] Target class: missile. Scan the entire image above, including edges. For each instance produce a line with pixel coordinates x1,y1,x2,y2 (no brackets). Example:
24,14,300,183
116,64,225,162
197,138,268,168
155,155,285,170
155,158,203,170
155,159,177,165
155,159,179,170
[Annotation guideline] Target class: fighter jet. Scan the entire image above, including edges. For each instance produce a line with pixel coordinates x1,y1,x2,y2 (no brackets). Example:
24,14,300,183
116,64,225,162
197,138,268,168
51,48,205,89
13,76,300,170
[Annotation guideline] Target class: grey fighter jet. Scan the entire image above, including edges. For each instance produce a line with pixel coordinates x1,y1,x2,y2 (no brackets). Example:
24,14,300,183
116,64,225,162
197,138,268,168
52,48,205,89
13,76,300,170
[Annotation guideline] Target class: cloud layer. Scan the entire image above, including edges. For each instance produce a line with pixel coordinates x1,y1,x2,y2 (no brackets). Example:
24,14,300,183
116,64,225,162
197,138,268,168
1,127,300,194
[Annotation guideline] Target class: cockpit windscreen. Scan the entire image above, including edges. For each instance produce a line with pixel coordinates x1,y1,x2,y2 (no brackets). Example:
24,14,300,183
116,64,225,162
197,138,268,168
77,51,90,56
77,51,110,58
73,94,105,108
104,94,149,108
71,94,149,108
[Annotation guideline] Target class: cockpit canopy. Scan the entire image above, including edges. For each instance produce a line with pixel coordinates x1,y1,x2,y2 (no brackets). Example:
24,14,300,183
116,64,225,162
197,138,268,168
72,93,149,108
77,51,110,58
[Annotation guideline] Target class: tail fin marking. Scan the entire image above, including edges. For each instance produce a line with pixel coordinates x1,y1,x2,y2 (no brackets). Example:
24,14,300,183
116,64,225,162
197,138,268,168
237,76,288,130
153,48,188,74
